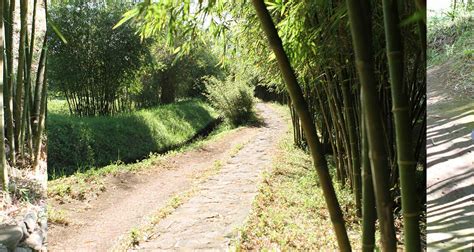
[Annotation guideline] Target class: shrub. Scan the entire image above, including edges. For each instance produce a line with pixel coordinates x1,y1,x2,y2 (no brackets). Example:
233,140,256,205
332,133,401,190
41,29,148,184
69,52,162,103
47,100,218,177
203,76,256,126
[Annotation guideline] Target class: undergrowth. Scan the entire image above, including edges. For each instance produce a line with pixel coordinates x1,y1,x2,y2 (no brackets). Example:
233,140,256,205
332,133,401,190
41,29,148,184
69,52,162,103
48,99,218,177
428,5,473,66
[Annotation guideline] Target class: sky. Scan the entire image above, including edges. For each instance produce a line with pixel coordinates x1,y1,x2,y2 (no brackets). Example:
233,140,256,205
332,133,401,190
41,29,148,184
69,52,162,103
427,0,452,11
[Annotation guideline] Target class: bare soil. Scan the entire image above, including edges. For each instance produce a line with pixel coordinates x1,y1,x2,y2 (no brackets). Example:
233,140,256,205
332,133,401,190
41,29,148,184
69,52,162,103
426,61,474,251
48,103,286,251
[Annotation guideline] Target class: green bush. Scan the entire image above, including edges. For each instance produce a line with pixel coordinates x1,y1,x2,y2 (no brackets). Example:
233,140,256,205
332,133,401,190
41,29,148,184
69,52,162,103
203,76,256,126
47,100,218,177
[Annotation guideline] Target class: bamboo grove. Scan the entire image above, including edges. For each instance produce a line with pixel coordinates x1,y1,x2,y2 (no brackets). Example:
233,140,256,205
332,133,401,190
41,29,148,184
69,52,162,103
0,0,48,191
250,0,426,250
120,0,426,250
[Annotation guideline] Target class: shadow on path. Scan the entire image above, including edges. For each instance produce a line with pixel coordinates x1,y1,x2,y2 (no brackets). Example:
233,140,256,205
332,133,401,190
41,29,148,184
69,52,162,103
426,62,474,251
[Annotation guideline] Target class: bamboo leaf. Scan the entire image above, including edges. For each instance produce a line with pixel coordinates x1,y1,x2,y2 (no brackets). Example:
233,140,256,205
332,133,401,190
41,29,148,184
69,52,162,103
48,18,68,44
113,8,140,29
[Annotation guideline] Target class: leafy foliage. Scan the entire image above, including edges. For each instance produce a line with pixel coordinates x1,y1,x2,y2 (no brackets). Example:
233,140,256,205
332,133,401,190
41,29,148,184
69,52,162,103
135,41,223,107
203,75,255,126
48,1,224,115
48,1,149,116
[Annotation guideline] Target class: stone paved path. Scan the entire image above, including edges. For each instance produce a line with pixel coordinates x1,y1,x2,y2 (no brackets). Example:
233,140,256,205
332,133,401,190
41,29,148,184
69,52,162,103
426,62,474,251
134,103,286,250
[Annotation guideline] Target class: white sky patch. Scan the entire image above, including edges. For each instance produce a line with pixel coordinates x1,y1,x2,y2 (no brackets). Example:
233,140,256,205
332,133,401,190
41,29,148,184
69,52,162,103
428,0,452,12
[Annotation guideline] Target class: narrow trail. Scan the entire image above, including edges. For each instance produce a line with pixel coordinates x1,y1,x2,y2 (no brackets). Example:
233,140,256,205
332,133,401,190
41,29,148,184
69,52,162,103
426,62,474,251
48,103,286,251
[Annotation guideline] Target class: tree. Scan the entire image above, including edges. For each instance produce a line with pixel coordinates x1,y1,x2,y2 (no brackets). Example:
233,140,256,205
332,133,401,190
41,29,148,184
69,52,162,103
48,1,148,116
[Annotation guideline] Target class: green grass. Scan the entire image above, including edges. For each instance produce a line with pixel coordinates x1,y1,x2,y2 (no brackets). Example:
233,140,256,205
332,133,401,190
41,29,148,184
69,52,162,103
47,99,219,178
48,98,70,115
234,105,360,251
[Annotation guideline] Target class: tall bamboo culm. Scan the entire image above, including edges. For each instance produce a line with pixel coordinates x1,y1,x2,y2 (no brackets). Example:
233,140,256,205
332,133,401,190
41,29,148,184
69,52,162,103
361,90,376,252
251,0,351,250
0,0,7,191
345,0,397,250
4,0,15,164
381,0,421,250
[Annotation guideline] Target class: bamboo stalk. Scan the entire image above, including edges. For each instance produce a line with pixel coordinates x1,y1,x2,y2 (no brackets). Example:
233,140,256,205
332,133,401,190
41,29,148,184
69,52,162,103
361,90,376,252
4,0,15,164
0,0,8,191
382,0,421,250
33,0,48,171
345,0,397,250
251,1,351,250
341,78,361,216
14,0,28,155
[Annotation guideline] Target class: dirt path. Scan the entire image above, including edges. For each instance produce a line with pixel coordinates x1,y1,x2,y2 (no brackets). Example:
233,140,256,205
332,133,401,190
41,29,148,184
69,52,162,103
48,103,286,251
426,62,474,251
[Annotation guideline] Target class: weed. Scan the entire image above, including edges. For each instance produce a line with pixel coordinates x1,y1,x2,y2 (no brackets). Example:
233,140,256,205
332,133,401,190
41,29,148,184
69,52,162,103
48,206,70,226
129,228,141,247
230,143,245,157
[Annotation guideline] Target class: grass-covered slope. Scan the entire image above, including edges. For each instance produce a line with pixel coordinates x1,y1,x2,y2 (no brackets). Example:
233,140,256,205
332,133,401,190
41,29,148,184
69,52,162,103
428,6,473,95
47,99,218,177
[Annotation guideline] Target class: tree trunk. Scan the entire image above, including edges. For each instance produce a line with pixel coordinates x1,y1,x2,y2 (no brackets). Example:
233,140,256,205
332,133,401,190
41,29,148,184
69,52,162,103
160,73,175,104
251,1,351,250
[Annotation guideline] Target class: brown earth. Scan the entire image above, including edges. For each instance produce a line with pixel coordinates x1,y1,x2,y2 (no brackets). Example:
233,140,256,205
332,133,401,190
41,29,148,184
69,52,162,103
48,103,286,251
426,61,474,251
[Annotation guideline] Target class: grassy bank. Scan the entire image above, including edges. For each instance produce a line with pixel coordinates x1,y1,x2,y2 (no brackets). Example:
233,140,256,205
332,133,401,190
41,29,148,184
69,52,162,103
235,104,360,250
428,6,473,95
47,99,218,178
